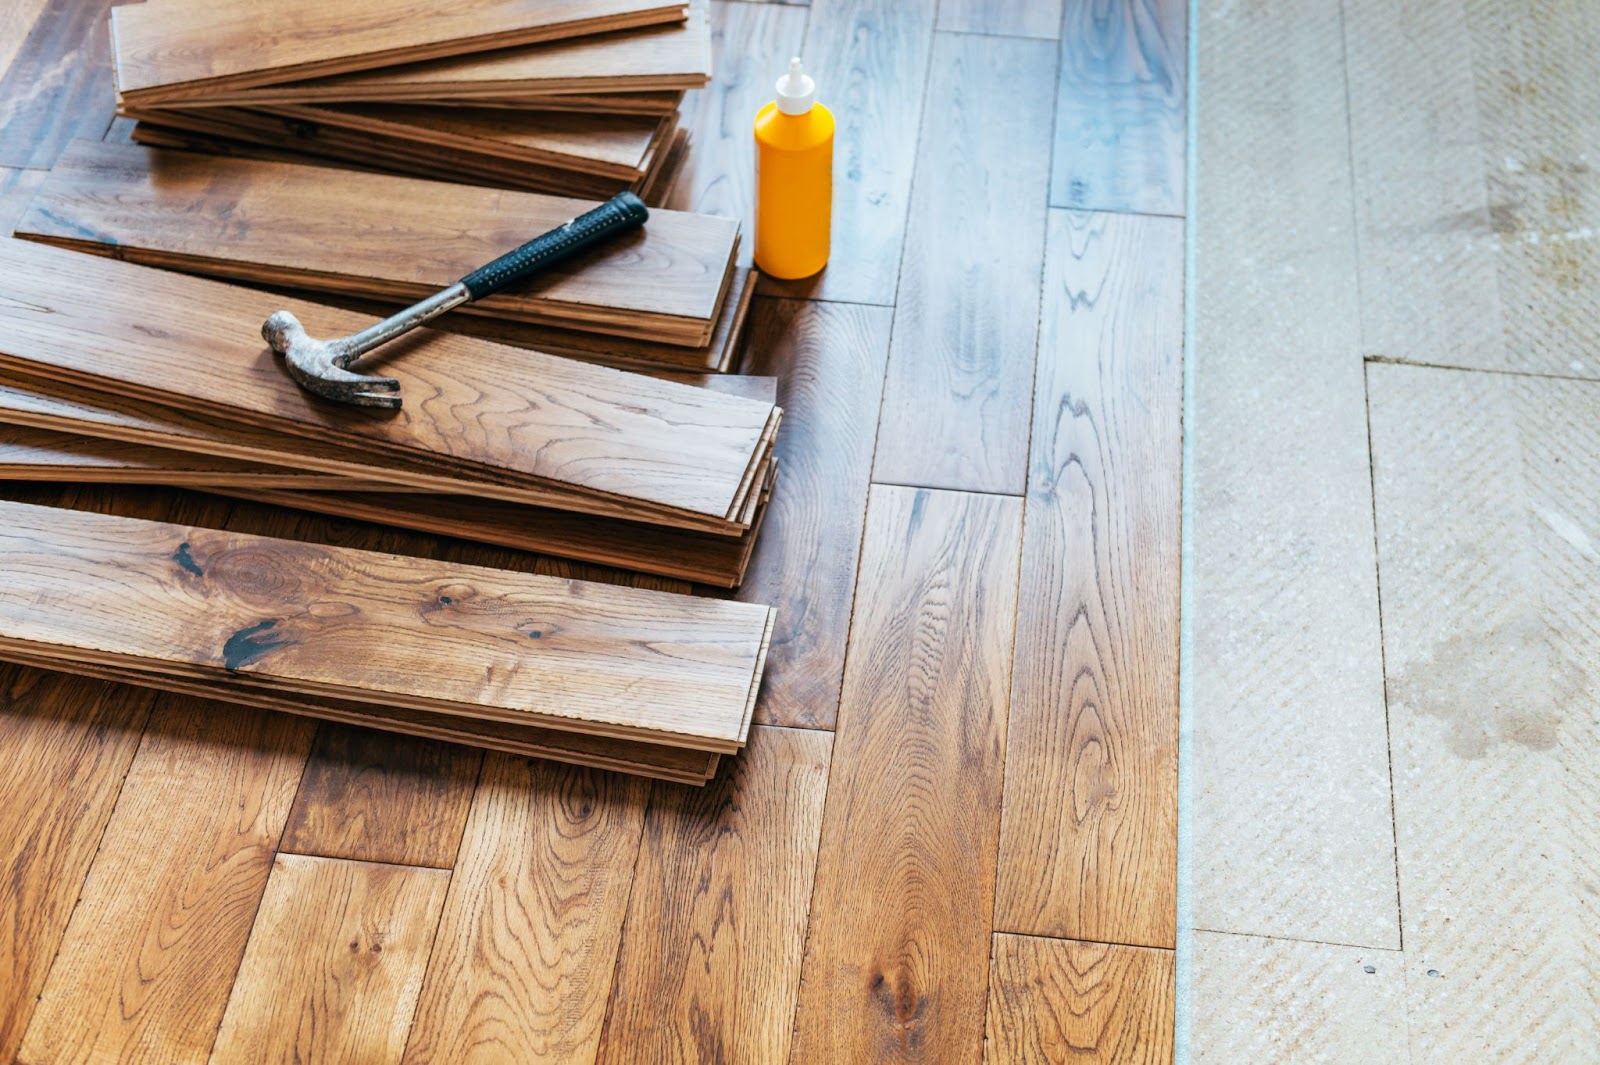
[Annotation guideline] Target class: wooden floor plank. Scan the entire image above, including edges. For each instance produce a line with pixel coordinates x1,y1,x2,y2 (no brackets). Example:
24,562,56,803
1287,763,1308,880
279,724,483,869
738,297,893,728
0,0,117,168
936,0,1061,39
1190,0,1399,949
1051,0,1185,216
0,168,47,235
789,485,1022,1064
400,756,650,1063
872,31,1055,495
0,669,156,1063
596,724,830,1063
757,0,938,304
994,211,1181,947
1368,362,1600,1059
211,854,450,1065
17,697,315,1064
985,933,1174,1065
667,0,808,264
0,0,52,84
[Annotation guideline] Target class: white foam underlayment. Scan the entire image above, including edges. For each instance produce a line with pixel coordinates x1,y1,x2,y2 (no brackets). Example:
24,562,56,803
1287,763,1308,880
1174,0,1200,1057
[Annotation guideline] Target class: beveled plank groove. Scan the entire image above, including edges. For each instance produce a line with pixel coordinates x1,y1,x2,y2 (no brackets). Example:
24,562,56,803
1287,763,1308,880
789,485,1023,1063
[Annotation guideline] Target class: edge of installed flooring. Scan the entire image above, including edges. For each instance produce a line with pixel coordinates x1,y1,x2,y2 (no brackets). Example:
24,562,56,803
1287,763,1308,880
1174,0,1199,1058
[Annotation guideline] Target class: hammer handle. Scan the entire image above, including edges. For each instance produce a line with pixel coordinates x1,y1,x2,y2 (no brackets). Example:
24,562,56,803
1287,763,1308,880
460,191,650,301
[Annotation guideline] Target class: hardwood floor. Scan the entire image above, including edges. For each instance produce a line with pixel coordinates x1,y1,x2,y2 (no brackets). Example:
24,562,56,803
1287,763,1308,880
0,1,1183,1061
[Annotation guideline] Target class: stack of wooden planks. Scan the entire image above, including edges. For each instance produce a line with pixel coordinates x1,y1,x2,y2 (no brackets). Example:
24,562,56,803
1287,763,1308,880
0,238,781,588
18,141,752,372
0,499,773,783
109,0,712,199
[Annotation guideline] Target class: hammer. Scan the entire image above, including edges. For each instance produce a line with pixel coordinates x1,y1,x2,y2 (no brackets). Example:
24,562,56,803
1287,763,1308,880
262,191,649,409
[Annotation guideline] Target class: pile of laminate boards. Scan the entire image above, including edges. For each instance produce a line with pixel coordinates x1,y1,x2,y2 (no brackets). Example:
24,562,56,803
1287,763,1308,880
18,140,754,373
0,237,784,780
109,0,712,199
0,498,772,784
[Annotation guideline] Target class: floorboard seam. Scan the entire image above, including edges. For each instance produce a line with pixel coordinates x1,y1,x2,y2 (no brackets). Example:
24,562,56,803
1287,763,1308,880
992,928,1177,954
865,479,1025,498
1045,203,1186,221
1361,359,1406,952
1192,926,1404,954
1365,353,1600,384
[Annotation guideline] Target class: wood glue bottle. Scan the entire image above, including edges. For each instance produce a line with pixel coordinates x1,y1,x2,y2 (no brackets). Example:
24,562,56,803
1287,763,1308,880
753,57,833,279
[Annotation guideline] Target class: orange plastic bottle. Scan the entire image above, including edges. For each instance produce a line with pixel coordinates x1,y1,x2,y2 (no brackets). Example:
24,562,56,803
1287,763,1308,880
753,58,834,279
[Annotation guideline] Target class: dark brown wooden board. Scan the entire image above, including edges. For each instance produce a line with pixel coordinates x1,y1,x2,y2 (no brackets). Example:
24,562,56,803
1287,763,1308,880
872,31,1056,495
1052,0,1186,216
790,486,1023,1063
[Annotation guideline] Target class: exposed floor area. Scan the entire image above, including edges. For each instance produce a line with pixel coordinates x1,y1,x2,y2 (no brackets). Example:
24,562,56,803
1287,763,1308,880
1190,0,1599,1060
0,0,1185,1062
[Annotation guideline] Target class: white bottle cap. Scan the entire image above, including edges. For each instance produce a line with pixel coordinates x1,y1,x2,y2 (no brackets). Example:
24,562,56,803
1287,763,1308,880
775,57,816,115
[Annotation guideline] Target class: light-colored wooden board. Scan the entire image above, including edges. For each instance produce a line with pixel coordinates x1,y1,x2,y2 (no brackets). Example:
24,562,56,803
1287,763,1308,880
17,697,315,1063
113,0,689,102
280,724,482,868
0,500,771,751
0,669,156,1063
1368,362,1600,1059
219,4,714,103
0,238,772,527
790,485,1023,1063
1191,931,1408,1064
758,0,939,304
985,934,1174,1064
1345,0,1600,379
872,31,1054,494
0,0,53,82
0,168,49,235
738,297,893,726
1190,0,1399,949
20,141,740,345
1051,0,1185,216
596,724,831,1063
401,756,649,1063
667,1,807,266
994,211,1180,947
937,0,1061,39
211,854,450,1064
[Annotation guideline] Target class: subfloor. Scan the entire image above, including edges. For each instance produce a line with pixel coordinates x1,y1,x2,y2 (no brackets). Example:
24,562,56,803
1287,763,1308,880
0,1,1184,1063
1190,0,1600,1060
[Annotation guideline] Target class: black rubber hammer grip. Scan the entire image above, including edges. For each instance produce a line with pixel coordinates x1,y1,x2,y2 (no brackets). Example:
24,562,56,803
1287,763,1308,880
460,191,649,301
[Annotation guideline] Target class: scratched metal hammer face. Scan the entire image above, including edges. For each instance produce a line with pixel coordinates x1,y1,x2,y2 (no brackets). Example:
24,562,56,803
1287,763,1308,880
262,191,649,409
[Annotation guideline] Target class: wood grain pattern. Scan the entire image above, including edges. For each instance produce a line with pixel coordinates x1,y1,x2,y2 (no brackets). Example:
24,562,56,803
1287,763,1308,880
596,724,831,1064
937,0,1062,38
17,696,315,1064
0,237,773,526
872,32,1055,494
21,140,740,343
993,211,1181,947
113,0,689,102
225,4,714,103
0,0,116,168
985,933,1175,1065
0,500,772,750
401,756,649,1063
0,668,156,1063
1052,0,1186,216
668,0,807,266
759,0,939,304
211,854,449,1065
280,724,482,868
0,167,48,235
737,297,893,726
790,485,1023,1064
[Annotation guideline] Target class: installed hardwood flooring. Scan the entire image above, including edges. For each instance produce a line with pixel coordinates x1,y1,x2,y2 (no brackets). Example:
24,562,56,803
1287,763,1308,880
0,1,1186,1060
0,0,117,168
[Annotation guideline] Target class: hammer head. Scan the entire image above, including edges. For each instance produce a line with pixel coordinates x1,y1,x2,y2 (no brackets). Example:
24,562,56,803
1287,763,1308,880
262,311,403,410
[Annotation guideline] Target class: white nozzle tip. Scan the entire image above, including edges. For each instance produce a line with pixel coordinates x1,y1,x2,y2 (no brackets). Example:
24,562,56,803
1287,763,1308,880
775,55,816,115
